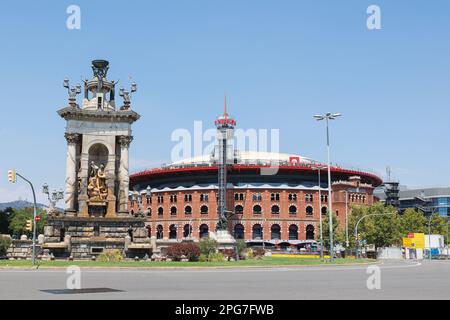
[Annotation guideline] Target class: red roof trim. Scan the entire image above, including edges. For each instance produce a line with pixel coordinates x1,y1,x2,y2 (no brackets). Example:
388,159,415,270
130,164,383,186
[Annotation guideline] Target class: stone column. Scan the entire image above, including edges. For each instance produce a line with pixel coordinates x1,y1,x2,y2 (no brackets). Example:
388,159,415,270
64,133,80,215
118,135,133,214
105,152,117,217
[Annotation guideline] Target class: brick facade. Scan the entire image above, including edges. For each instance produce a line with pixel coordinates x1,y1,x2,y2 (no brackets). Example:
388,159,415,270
128,175,375,242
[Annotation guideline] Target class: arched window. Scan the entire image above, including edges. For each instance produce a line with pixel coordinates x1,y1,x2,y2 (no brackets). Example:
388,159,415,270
146,225,151,237
169,224,177,239
289,225,298,240
306,225,315,240
170,206,177,216
199,224,209,238
235,205,244,214
252,224,263,240
234,224,244,239
200,205,208,215
156,225,163,239
306,206,314,216
130,209,134,216
271,205,280,214
321,206,327,215
289,205,297,215
253,205,262,214
184,205,192,215
158,207,163,216
271,224,281,240
146,208,152,217
183,224,192,238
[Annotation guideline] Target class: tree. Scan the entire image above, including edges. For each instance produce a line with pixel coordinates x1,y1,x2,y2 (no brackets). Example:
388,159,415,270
8,207,46,237
428,213,449,244
0,208,13,234
198,238,218,256
346,204,375,249
347,203,400,249
399,208,427,236
366,209,402,248
321,211,339,249
400,209,449,243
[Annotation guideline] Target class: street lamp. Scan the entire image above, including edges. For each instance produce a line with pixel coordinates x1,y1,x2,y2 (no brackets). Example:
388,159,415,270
145,185,152,215
42,183,64,215
414,193,436,261
354,212,396,259
344,190,349,248
314,112,341,262
312,165,327,261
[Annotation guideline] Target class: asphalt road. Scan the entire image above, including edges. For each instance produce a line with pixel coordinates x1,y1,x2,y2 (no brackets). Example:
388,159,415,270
0,260,449,300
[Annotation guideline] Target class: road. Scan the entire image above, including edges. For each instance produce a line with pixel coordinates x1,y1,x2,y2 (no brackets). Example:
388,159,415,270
0,260,449,299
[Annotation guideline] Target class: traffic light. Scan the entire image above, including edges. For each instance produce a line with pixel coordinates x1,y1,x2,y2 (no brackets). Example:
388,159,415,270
8,169,16,183
25,219,32,232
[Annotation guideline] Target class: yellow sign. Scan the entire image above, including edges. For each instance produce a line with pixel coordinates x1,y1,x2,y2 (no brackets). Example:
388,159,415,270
402,233,425,249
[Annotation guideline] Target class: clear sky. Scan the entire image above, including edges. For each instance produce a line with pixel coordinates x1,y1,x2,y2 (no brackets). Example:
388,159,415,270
1,0,450,204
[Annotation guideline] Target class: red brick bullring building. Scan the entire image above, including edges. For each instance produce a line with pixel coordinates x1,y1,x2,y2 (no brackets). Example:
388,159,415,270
128,151,382,245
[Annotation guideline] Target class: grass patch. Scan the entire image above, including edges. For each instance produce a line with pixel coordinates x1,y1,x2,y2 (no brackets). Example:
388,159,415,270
0,257,372,268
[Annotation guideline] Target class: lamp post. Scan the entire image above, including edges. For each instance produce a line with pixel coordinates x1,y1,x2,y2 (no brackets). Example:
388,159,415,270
145,185,152,216
414,193,436,261
312,165,327,260
428,214,432,262
42,183,64,215
314,113,341,263
344,190,349,248
355,212,396,259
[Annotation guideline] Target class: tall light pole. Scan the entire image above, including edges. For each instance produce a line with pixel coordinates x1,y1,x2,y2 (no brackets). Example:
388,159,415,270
314,113,341,263
428,214,432,262
312,165,327,260
344,190,349,248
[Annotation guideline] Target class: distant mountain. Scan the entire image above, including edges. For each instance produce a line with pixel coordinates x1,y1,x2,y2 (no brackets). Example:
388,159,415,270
0,200,48,211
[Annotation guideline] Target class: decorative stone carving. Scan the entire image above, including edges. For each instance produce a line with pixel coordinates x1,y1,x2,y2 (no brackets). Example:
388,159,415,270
64,132,80,144
87,162,108,202
118,135,133,148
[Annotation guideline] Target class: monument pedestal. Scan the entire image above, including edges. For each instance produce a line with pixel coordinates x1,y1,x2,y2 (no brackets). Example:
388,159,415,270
209,230,236,252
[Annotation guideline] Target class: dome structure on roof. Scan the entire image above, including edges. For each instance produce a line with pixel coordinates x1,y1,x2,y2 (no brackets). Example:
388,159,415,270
170,151,315,167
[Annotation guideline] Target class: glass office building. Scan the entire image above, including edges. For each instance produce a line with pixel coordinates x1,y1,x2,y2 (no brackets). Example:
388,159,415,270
376,187,450,218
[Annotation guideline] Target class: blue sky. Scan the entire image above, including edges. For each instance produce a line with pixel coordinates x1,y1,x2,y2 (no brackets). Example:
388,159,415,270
1,0,450,203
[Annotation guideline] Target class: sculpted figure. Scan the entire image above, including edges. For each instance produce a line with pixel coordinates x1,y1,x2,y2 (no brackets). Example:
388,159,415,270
87,162,107,201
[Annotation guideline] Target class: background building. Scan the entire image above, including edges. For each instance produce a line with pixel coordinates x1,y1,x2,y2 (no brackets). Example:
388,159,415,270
376,187,450,218
129,150,382,245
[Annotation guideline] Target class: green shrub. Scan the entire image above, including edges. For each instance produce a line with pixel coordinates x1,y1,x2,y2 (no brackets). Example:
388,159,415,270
199,238,218,256
208,252,225,262
0,237,11,257
236,239,247,256
198,254,207,262
167,242,201,261
253,247,265,258
96,249,123,262
245,248,254,260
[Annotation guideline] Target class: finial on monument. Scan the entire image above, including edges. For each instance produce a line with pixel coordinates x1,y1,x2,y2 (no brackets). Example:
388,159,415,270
91,59,109,91
119,80,137,110
63,78,81,107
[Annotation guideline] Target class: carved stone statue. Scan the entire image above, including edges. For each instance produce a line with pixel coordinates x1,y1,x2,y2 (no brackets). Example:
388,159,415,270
87,162,107,201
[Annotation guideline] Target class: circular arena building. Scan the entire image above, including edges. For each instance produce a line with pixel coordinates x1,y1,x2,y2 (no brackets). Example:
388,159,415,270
129,149,382,246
